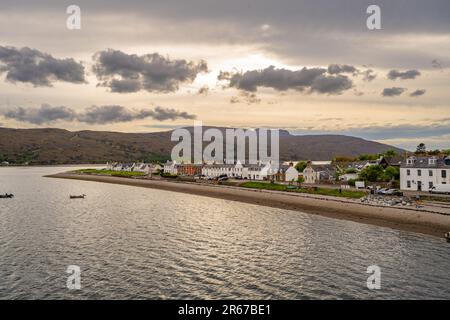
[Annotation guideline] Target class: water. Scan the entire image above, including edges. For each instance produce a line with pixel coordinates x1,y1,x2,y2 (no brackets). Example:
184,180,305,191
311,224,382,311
0,166,449,299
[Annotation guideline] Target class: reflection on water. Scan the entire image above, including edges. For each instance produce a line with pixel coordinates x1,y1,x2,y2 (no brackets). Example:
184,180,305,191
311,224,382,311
0,166,449,299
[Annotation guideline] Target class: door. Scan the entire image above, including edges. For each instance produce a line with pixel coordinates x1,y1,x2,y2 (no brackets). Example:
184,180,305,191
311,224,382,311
417,181,422,191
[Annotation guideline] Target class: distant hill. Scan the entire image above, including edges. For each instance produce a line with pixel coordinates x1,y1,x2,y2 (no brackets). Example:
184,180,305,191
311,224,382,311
0,127,404,165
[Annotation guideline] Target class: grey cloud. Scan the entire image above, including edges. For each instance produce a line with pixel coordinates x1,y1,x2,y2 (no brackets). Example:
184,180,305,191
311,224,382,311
1,1,450,70
0,46,85,87
310,74,353,94
230,96,240,104
230,91,261,104
107,79,142,93
387,69,421,80
382,87,407,97
197,85,209,95
149,106,196,121
289,122,450,144
410,89,426,97
432,59,443,69
93,49,208,93
1,104,76,124
220,65,353,95
327,64,358,75
1,104,196,125
361,69,377,82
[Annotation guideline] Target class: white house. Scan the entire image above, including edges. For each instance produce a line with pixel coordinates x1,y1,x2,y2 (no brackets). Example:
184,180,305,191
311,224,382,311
202,160,246,178
163,160,178,175
284,166,300,183
339,173,359,181
400,156,450,192
303,162,336,184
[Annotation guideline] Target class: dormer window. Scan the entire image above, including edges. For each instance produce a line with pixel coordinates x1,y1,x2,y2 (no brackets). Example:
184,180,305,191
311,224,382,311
406,157,416,165
429,157,437,165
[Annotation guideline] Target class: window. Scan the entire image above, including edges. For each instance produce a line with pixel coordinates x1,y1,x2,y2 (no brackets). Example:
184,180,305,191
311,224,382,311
429,182,433,189
407,169,410,176
407,181,411,188
418,170,421,177
442,170,447,178
429,170,433,177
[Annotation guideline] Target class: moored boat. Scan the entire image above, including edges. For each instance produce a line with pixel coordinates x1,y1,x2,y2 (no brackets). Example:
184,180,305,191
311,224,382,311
70,194,86,199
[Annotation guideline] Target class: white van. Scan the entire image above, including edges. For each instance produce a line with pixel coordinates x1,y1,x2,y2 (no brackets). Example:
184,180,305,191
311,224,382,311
429,184,450,194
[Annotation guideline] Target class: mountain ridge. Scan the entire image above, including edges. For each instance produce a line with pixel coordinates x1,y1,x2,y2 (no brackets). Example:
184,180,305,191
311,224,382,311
0,126,404,165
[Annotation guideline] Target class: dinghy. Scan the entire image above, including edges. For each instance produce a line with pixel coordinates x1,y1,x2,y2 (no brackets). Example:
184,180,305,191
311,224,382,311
70,194,86,199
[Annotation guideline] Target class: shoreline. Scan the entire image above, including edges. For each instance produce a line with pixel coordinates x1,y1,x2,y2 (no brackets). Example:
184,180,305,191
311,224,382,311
47,173,450,238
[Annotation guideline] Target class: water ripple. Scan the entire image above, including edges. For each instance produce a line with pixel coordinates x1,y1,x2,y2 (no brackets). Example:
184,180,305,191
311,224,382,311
0,166,449,299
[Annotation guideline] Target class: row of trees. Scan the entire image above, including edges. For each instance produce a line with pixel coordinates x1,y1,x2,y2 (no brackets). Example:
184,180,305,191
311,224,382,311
357,165,399,182
333,149,398,163
415,143,450,156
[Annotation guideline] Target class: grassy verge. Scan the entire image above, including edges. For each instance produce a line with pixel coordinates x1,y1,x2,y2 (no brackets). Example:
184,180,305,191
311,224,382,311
73,169,147,178
240,181,367,199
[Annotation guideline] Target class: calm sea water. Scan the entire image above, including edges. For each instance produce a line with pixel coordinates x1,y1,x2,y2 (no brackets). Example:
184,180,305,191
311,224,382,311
0,166,449,299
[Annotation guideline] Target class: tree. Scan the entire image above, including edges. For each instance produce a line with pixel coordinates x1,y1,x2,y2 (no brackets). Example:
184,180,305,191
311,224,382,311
295,161,307,173
428,149,441,155
416,143,426,154
358,165,384,182
381,166,400,181
358,154,380,161
333,156,355,163
384,149,396,157
297,176,305,187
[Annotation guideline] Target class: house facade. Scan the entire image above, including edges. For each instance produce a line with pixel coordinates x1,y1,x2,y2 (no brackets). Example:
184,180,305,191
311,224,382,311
270,165,299,182
176,163,203,176
303,162,336,184
163,160,178,175
400,156,450,191
202,161,245,178
106,162,161,174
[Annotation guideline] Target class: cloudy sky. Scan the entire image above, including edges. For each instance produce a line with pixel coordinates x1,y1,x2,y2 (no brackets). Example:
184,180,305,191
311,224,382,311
0,0,449,150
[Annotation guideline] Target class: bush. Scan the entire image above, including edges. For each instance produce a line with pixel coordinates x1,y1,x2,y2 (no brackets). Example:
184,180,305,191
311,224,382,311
358,165,384,182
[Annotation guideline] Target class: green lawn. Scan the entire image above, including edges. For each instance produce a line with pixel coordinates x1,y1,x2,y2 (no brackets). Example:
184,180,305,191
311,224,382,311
74,169,147,178
240,181,366,199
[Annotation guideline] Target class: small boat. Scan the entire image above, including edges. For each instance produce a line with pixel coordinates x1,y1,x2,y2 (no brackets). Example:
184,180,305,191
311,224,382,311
0,193,14,199
70,194,86,199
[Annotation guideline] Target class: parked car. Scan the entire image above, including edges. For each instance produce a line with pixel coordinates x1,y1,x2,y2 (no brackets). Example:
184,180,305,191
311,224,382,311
384,189,403,196
218,176,229,181
376,188,388,195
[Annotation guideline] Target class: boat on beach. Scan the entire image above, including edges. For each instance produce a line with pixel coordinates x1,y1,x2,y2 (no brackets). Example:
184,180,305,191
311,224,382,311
70,194,86,199
0,193,14,198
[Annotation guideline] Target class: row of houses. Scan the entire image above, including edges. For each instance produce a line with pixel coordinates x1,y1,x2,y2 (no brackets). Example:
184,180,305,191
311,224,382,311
107,155,450,192
106,162,162,174
163,157,396,184
164,160,300,182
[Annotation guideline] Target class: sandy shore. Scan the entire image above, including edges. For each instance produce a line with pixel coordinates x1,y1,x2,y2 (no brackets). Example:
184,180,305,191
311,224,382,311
47,173,450,238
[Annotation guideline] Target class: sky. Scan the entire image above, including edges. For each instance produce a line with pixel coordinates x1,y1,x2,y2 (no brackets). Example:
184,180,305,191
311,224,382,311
0,0,449,151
